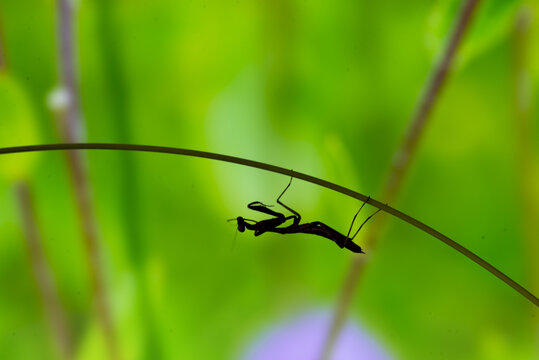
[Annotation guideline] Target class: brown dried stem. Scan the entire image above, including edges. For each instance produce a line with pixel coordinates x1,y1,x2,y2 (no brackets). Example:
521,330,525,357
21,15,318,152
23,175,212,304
512,5,538,298
15,182,73,360
55,0,118,358
320,1,482,358
512,12,539,357
0,9,72,359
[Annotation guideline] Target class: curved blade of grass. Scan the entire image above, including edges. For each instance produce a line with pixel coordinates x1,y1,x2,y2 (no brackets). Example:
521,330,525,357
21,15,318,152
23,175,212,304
0,142,537,307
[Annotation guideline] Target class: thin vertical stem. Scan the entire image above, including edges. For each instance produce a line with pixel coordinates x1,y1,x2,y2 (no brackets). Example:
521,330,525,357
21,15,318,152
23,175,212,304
16,182,73,360
512,6,539,352
55,0,118,358
382,0,480,204
513,5,537,293
320,1,482,359
57,0,82,142
0,8,72,359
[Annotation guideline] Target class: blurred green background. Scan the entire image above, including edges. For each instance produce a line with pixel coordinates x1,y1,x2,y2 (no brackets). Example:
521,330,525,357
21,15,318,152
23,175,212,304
0,0,538,359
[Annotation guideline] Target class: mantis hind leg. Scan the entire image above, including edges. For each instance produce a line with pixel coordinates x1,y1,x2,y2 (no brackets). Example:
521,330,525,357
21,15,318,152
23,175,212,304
345,196,371,244
344,200,382,248
276,177,301,225
350,207,382,240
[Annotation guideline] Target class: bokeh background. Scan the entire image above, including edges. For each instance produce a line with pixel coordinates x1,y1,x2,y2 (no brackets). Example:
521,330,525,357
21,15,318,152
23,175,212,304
0,0,538,359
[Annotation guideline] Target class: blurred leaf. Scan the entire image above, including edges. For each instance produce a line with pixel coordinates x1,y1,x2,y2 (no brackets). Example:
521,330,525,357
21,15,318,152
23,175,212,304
0,72,40,181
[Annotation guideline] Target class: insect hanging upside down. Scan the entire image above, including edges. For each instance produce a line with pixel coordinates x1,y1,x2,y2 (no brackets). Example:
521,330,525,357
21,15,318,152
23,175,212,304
230,178,382,253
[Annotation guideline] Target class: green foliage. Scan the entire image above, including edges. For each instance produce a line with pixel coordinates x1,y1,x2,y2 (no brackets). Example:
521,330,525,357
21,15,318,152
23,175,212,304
427,0,520,67
0,0,538,359
0,72,40,180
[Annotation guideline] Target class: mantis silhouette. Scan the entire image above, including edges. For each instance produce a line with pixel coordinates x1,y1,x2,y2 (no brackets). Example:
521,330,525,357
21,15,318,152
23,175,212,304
231,178,381,253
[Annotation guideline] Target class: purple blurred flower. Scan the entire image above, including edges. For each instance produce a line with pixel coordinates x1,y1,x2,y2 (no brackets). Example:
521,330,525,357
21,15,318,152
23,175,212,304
240,308,392,360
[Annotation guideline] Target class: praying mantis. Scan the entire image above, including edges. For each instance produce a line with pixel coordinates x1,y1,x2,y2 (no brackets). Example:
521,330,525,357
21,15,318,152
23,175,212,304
230,178,381,253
